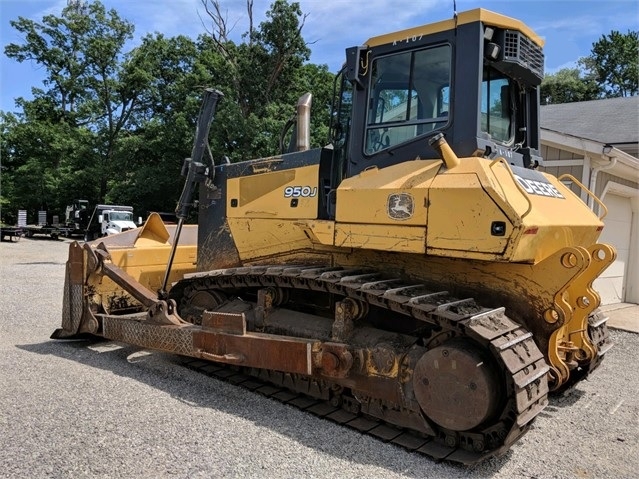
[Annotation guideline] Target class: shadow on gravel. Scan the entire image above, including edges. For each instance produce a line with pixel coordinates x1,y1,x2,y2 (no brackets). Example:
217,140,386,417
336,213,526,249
535,388,587,421
18,338,515,477
16,261,66,265
22,237,65,241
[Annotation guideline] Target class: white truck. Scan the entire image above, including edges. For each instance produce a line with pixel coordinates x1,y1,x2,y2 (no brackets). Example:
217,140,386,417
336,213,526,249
84,204,141,241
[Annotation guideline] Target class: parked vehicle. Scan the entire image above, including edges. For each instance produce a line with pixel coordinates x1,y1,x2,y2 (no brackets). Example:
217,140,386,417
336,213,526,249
83,204,140,241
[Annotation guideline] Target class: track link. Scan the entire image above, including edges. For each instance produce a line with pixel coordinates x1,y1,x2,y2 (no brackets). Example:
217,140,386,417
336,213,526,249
173,265,549,464
554,309,612,392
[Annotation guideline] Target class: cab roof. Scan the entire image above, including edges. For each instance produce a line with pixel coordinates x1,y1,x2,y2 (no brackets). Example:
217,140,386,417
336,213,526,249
365,8,544,48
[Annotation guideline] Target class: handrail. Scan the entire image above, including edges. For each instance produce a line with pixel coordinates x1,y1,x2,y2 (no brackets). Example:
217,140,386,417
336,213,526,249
489,157,533,219
558,174,608,220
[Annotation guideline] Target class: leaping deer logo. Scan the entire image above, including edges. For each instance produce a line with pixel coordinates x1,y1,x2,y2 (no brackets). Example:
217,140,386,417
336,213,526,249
387,193,414,220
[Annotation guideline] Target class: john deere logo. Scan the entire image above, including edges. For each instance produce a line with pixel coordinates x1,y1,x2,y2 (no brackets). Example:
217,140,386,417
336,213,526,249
387,193,414,220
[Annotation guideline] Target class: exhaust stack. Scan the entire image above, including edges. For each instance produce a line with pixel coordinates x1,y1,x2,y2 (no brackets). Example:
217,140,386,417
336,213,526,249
296,93,312,152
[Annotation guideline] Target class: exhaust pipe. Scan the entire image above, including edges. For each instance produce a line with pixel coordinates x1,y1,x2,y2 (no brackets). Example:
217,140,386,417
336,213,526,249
296,93,312,152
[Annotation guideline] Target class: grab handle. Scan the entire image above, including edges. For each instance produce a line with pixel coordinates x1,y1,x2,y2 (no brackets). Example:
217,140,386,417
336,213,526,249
558,174,608,220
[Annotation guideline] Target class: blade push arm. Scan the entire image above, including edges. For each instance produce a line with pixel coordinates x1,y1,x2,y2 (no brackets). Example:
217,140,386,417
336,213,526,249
160,88,224,298
175,88,224,220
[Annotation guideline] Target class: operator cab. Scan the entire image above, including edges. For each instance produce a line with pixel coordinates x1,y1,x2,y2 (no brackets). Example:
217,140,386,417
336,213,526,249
330,9,544,182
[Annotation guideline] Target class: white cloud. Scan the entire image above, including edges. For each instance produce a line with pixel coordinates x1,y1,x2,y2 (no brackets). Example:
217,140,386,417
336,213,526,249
112,0,205,37
532,16,600,34
34,0,68,19
107,0,447,70
297,0,445,69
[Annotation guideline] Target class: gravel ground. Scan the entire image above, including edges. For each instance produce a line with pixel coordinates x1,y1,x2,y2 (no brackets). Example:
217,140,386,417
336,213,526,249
1,237,638,479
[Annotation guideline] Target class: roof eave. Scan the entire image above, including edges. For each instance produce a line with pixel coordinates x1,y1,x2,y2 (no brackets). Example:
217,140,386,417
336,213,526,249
541,128,639,179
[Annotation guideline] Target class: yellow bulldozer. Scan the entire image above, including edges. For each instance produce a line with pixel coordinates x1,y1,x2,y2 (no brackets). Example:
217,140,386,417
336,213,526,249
53,9,615,464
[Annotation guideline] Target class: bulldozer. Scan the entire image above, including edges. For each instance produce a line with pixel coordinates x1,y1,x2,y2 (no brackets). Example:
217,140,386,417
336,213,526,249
53,9,616,464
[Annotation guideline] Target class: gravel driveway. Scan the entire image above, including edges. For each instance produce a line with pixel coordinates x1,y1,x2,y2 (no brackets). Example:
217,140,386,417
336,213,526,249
1,237,637,478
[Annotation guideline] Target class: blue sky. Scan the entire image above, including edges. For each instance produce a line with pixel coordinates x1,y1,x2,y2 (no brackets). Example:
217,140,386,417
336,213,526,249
1,0,637,113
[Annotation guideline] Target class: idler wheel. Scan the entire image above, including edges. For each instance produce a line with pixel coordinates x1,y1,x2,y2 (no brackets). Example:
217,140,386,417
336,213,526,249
413,339,501,431
182,290,226,324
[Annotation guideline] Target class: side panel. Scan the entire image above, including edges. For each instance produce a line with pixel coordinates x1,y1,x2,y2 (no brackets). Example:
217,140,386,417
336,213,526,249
228,218,317,260
198,149,325,270
212,153,607,265
336,159,440,225
197,163,242,271
227,165,320,220
427,172,511,254
335,223,426,253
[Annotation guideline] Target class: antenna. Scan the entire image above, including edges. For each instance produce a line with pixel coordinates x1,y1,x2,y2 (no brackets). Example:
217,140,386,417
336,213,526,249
453,0,458,28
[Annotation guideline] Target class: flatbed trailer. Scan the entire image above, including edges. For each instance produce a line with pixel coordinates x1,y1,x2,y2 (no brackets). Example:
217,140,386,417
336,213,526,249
0,226,23,242
23,224,61,240
55,226,84,238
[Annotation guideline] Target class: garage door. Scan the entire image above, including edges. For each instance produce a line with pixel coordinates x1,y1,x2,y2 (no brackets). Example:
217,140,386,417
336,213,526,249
593,193,632,304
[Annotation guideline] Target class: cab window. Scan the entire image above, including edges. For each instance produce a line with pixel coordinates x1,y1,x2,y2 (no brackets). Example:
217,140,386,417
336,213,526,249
481,67,513,144
365,44,451,155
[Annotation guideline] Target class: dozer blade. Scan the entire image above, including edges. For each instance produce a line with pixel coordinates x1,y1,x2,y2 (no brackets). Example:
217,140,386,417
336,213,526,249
52,213,198,339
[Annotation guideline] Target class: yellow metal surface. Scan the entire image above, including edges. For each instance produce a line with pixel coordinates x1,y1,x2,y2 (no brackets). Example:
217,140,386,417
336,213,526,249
335,159,441,225
105,243,196,291
335,223,426,254
490,162,604,262
228,218,316,260
227,164,320,219
133,211,170,244
84,215,198,313
422,157,605,262
365,9,544,49
225,153,607,269
295,220,335,246
427,172,511,255
547,243,616,388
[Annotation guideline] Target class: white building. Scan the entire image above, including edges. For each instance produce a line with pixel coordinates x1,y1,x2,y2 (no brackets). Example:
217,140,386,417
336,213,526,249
540,96,639,305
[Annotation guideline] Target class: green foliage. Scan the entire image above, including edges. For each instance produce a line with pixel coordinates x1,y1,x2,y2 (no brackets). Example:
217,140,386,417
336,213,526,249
581,30,639,98
542,30,638,105
297,63,335,148
2,0,145,221
1,0,336,224
197,0,324,162
540,68,600,105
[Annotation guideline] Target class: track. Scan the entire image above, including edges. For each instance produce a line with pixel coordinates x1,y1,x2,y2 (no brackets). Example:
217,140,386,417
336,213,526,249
554,309,613,392
171,265,550,464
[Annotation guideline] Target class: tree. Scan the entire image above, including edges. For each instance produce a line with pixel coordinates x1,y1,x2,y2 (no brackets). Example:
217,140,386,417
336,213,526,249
199,0,327,161
295,63,334,147
0,101,96,223
541,68,600,105
581,30,639,98
1,0,336,222
541,30,638,105
4,1,148,206
201,0,310,112
106,33,206,211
